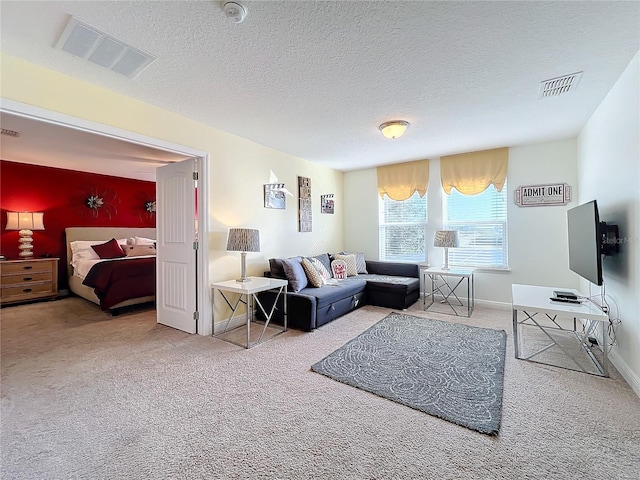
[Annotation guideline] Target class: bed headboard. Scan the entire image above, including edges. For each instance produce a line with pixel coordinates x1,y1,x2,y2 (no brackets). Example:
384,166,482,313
64,227,156,279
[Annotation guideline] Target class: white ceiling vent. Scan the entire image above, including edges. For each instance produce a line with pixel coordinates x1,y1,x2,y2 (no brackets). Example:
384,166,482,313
538,72,583,99
55,17,156,79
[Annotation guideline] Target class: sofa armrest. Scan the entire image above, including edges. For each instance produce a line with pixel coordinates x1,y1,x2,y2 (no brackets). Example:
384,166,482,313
255,290,318,331
365,260,420,278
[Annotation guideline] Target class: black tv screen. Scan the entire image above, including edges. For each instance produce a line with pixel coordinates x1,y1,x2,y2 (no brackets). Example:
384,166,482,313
567,200,602,286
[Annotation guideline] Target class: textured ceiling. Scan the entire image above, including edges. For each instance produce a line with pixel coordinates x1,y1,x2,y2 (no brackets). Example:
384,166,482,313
1,1,639,177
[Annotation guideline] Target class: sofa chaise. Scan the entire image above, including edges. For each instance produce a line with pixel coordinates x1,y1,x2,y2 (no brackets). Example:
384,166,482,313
256,254,421,331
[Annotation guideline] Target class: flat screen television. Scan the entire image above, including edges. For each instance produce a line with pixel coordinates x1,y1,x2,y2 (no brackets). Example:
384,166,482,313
567,200,618,286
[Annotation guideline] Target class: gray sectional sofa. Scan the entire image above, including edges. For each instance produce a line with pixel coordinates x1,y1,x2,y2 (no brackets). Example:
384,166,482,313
256,254,421,331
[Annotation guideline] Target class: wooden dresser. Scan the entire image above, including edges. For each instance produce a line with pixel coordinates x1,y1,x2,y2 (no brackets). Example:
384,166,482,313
0,258,59,306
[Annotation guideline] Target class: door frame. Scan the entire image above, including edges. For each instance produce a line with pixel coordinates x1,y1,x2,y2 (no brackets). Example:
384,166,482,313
1,98,212,335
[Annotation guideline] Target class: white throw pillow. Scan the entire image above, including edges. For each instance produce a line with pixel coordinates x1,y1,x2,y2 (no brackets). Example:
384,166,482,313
310,258,331,281
134,236,156,245
70,239,127,267
123,245,157,257
133,237,156,245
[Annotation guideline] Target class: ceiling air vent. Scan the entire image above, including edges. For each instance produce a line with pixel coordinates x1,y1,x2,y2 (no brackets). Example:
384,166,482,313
55,17,156,79
538,72,583,99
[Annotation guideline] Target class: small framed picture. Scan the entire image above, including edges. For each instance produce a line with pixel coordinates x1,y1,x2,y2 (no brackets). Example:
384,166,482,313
264,184,286,209
321,194,334,214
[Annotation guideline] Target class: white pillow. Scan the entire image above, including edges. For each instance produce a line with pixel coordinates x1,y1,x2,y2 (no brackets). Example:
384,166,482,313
134,236,156,245
70,239,127,267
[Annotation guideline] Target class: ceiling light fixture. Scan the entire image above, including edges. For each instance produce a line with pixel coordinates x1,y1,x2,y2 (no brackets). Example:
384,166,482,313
379,120,409,139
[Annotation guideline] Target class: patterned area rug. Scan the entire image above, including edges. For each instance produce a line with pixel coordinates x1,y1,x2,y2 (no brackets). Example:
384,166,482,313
312,312,507,435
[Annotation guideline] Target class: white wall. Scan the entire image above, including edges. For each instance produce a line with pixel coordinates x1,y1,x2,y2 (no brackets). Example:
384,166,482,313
0,54,345,285
344,168,379,260
209,135,344,280
0,54,345,328
344,138,580,305
577,51,640,395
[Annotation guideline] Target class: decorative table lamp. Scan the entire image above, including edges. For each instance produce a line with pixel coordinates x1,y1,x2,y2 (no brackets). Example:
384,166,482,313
434,230,458,270
226,228,260,282
6,212,45,258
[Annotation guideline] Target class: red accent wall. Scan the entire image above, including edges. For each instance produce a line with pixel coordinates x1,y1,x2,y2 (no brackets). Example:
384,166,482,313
0,160,155,289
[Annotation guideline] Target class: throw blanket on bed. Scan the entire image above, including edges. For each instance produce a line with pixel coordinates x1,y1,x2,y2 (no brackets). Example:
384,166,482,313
82,257,156,310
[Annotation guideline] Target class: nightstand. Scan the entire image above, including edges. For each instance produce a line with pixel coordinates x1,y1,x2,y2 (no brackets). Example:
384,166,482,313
0,258,59,306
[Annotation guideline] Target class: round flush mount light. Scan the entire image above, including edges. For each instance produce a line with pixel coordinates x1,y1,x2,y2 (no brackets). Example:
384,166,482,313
223,2,248,23
379,120,409,139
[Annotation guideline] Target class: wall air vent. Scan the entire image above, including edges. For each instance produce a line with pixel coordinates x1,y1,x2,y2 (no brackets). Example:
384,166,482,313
538,72,583,99
1,128,21,138
55,17,156,79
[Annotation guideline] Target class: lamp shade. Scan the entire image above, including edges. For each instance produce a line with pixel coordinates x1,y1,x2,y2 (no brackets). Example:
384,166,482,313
226,228,260,253
6,212,45,231
434,230,458,248
379,120,409,139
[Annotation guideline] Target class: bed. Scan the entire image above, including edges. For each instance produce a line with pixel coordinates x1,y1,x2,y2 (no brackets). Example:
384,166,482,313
65,227,157,312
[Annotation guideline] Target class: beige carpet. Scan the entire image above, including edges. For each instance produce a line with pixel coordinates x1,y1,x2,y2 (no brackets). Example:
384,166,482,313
1,297,639,479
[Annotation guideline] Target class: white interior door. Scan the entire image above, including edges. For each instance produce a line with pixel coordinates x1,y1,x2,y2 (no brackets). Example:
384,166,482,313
156,158,198,333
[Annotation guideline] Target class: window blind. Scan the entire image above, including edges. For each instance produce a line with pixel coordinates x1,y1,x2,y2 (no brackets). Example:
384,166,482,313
378,191,427,262
443,183,508,269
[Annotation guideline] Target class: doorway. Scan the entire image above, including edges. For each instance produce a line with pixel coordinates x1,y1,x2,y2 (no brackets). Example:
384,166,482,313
0,98,211,335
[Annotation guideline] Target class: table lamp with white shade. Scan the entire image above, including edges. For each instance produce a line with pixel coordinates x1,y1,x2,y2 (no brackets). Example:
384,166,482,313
434,230,458,270
6,211,45,258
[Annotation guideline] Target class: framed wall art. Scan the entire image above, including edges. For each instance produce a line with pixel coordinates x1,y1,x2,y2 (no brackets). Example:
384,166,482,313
298,176,312,232
264,183,286,209
321,194,334,214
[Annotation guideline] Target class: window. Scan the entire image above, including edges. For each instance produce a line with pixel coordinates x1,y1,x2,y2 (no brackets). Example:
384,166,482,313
442,182,508,269
379,191,427,262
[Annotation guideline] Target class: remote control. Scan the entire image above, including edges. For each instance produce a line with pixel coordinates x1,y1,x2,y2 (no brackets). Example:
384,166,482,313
550,297,581,304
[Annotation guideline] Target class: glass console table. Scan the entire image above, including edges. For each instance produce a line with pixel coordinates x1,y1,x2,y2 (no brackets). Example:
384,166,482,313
512,284,609,377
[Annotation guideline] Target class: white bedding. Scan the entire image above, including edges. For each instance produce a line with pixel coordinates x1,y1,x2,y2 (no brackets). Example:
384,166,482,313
73,255,156,279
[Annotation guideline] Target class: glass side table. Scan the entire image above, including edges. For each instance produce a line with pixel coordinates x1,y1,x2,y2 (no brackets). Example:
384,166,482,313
211,276,288,348
421,266,475,317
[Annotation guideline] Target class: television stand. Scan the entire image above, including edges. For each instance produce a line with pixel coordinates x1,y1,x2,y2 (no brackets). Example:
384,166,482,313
512,284,609,377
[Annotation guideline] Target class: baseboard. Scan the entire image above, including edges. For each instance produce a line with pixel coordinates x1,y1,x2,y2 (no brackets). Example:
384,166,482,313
213,313,246,335
474,299,512,311
419,291,512,311
609,348,640,399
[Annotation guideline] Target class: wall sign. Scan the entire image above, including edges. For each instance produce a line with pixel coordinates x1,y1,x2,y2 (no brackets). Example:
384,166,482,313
514,183,571,207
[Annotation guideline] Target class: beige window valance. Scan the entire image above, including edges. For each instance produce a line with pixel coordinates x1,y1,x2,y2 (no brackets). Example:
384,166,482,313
440,147,508,195
377,159,429,201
